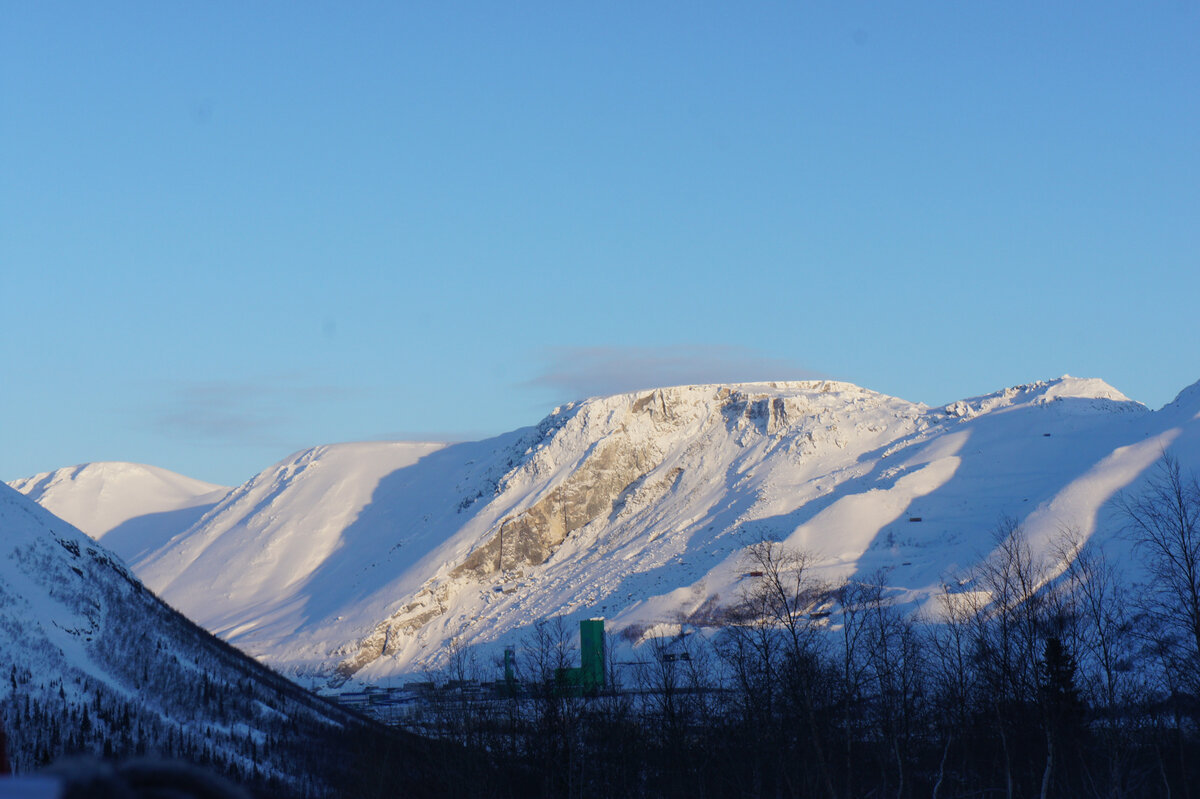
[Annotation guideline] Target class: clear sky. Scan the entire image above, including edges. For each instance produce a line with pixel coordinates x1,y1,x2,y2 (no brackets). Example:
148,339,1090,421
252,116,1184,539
3,2,1198,486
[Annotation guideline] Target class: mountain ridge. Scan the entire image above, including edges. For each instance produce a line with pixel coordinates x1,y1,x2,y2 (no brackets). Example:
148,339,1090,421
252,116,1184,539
9,375,1197,688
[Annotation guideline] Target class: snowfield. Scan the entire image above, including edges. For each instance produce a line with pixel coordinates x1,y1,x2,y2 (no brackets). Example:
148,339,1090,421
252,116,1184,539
11,376,1200,688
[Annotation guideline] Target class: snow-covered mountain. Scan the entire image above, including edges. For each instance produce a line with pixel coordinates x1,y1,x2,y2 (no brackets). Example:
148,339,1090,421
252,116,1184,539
13,377,1200,690
9,462,228,563
0,481,360,782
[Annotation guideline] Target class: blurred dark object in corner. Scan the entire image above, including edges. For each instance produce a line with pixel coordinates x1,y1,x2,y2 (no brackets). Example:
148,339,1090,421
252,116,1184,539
0,757,250,799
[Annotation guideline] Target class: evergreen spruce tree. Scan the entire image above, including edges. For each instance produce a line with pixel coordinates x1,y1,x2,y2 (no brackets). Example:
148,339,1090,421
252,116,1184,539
1040,636,1083,728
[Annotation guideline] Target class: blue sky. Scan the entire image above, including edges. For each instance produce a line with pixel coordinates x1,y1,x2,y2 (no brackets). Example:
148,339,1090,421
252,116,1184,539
3,3,1198,486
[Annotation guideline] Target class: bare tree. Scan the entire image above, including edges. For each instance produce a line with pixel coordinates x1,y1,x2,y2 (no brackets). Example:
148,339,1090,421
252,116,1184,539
1116,455,1200,799
831,577,873,798
1056,532,1153,798
1117,455,1200,693
959,518,1074,799
728,539,838,799
929,581,984,799
521,617,585,798
857,572,925,799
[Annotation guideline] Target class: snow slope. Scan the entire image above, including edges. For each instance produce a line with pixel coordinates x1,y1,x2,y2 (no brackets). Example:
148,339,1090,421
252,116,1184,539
135,441,448,652
8,462,228,563
16,377,1200,689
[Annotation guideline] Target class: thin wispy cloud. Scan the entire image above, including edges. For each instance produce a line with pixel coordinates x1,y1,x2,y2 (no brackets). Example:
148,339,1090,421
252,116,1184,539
526,345,826,402
363,429,492,445
148,377,356,448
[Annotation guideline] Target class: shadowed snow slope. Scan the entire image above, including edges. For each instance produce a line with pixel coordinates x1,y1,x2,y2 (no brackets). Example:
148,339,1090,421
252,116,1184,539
14,377,1200,688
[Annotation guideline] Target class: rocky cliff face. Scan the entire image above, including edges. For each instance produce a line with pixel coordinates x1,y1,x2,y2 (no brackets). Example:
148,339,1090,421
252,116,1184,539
333,381,933,678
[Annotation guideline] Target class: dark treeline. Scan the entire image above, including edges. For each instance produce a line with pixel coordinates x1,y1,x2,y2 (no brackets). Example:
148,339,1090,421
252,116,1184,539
395,456,1200,799
1,659,526,799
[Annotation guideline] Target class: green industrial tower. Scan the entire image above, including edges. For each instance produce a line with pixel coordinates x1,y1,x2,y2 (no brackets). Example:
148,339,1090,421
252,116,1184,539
555,618,605,695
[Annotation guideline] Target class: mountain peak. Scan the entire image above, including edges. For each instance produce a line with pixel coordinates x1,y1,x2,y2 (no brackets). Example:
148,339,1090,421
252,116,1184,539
1039,375,1136,403
543,380,908,437
8,462,229,539
1161,377,1200,417
566,379,884,406
943,376,1144,419
7,460,226,535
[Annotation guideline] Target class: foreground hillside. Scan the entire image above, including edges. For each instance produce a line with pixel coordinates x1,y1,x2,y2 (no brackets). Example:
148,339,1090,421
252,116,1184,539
13,377,1200,688
0,483,454,795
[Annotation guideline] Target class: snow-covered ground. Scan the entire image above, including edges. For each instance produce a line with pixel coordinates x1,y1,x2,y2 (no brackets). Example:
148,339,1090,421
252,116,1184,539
11,376,1200,689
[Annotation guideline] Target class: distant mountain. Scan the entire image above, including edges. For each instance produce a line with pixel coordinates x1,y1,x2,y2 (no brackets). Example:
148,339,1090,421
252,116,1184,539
9,462,228,563
13,377,1200,691
0,482,365,789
